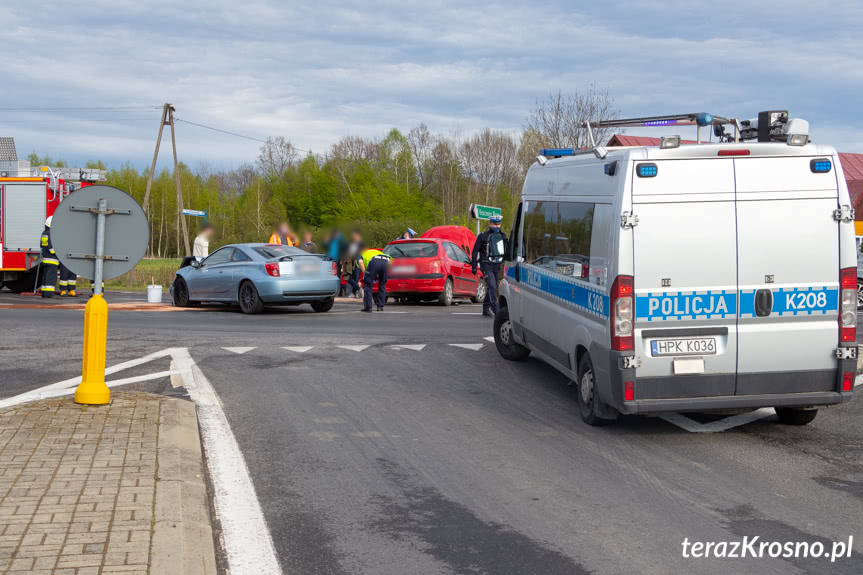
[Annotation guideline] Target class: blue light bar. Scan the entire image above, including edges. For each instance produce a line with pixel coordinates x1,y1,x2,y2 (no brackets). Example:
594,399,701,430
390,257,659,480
637,163,658,178
695,113,714,127
642,120,677,127
539,148,575,157
810,159,832,173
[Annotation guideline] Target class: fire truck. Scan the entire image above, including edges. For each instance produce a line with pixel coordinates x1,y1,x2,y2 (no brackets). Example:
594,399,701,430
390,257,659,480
0,137,106,292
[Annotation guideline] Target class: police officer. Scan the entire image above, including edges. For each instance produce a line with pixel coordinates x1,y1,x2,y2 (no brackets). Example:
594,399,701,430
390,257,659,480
39,216,60,298
358,248,391,312
471,214,507,317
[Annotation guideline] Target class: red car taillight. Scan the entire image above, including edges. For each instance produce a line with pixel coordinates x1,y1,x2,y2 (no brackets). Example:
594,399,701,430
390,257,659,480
610,275,634,351
842,371,854,392
839,267,856,343
430,260,441,273
624,381,635,401
580,263,589,279
332,262,338,276
265,262,280,277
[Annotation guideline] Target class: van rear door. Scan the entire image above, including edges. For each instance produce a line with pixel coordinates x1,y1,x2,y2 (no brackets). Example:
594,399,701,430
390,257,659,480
631,159,738,399
734,156,840,394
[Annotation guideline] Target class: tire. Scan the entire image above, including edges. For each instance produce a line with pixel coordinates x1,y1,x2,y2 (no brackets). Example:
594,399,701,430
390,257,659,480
172,278,192,307
471,278,487,304
857,279,863,311
311,297,335,313
775,407,818,426
238,281,265,314
438,278,454,306
576,355,612,426
493,306,530,361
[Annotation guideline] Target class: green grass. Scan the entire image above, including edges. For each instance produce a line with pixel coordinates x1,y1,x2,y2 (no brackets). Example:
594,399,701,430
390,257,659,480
77,258,182,291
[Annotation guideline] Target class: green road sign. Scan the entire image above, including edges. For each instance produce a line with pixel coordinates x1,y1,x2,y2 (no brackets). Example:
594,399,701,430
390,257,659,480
469,203,502,220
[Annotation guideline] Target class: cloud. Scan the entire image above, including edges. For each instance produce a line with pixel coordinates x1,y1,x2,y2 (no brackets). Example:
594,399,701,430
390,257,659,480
1,0,860,170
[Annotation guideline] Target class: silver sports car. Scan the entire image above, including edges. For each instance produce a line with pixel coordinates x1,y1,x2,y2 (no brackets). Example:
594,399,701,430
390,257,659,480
171,243,340,314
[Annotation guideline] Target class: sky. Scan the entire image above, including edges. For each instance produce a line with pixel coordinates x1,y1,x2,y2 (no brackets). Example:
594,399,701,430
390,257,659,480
2,0,862,170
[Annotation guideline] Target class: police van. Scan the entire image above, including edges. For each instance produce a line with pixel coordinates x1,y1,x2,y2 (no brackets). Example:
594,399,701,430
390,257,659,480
494,111,857,426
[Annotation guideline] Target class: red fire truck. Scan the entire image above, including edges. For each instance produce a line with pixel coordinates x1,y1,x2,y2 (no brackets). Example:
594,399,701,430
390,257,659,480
0,162,106,293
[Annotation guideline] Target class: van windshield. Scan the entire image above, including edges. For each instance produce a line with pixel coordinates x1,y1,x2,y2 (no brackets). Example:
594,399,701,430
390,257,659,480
383,242,439,258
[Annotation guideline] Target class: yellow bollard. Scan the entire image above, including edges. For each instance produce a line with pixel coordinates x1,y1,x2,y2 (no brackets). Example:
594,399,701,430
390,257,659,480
75,293,111,405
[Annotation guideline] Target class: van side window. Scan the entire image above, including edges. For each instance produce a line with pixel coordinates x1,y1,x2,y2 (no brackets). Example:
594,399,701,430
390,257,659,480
510,202,523,259
524,201,594,278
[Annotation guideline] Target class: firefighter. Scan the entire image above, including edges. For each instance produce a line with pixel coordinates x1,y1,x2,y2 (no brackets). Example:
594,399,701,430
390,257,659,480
39,216,60,298
471,214,507,317
358,248,391,312
58,263,78,297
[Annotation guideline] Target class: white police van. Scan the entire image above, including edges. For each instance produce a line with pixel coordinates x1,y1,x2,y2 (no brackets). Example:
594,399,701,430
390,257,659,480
494,112,857,426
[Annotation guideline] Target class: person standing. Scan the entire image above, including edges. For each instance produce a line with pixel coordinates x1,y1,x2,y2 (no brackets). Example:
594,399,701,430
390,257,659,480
344,229,365,297
39,216,59,298
471,214,507,317
358,248,391,312
299,230,318,253
58,263,77,297
193,222,213,261
269,222,296,246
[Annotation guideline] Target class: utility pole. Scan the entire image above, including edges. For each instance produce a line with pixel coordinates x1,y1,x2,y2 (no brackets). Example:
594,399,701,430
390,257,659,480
143,103,190,257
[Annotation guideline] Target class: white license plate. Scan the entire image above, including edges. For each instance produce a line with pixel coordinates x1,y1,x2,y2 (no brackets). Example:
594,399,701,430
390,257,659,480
650,338,716,357
392,265,416,274
298,263,319,275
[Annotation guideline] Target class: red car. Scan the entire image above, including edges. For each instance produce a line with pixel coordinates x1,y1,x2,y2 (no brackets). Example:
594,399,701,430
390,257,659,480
382,228,485,306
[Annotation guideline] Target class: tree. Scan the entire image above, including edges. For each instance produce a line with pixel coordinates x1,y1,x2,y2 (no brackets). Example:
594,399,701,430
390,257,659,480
257,136,296,177
524,86,618,150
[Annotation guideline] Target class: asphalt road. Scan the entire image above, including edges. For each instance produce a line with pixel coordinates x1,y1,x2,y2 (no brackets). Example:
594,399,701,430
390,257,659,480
1,290,862,574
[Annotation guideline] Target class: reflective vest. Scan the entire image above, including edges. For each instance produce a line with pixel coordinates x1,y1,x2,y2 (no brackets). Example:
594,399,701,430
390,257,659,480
361,249,388,269
40,226,59,265
268,232,295,247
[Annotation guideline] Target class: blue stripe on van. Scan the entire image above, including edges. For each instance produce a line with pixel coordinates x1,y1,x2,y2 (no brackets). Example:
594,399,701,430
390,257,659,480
739,286,838,318
635,290,737,321
518,264,609,318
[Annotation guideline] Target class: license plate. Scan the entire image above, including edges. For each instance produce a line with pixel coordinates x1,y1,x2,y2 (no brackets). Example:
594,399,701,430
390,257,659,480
392,265,416,275
650,338,716,356
298,263,319,275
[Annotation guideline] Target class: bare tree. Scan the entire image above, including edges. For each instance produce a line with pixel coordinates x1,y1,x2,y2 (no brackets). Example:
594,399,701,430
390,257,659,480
257,136,297,177
524,86,618,150
407,124,435,191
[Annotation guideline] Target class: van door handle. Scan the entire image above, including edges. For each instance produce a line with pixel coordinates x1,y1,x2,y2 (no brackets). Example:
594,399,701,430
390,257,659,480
755,288,773,317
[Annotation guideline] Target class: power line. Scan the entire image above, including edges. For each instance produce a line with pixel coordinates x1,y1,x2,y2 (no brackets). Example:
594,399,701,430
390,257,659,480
174,118,269,143
0,106,163,111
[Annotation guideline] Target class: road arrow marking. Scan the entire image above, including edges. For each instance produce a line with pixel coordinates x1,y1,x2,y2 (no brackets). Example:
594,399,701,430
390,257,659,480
449,343,484,351
660,408,775,433
283,346,314,353
337,345,370,352
392,344,426,351
222,347,255,354
484,336,495,342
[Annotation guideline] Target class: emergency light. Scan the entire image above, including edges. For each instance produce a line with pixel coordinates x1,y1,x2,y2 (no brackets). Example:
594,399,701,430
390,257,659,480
539,148,575,157
637,163,658,177
810,159,832,173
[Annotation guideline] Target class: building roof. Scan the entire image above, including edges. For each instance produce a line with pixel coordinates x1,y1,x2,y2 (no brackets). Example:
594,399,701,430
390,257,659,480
607,135,698,147
0,137,17,161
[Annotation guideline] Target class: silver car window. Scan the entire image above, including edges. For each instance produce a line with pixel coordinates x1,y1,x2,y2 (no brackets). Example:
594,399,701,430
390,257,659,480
202,248,234,266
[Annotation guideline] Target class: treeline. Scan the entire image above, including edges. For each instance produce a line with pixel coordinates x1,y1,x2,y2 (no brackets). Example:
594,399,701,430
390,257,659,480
40,89,618,254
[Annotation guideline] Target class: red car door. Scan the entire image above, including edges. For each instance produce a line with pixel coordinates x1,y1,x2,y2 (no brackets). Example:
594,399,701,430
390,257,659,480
443,242,472,295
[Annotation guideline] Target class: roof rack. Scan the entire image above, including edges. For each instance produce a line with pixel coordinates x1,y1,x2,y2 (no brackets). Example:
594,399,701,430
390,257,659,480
583,113,739,146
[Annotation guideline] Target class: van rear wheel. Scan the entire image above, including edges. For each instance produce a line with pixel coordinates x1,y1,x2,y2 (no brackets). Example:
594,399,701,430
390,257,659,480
775,407,818,426
577,355,613,426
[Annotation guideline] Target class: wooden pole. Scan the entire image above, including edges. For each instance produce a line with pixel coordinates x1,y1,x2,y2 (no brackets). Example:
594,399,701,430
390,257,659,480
168,105,191,257
143,104,169,217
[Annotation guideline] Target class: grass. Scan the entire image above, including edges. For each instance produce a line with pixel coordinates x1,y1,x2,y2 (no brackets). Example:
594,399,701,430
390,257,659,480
77,258,182,291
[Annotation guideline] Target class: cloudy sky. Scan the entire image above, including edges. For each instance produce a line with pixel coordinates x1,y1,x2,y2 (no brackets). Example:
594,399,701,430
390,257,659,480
2,0,861,170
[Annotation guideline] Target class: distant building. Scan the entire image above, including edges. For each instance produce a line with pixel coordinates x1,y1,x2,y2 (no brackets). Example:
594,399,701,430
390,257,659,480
0,137,17,177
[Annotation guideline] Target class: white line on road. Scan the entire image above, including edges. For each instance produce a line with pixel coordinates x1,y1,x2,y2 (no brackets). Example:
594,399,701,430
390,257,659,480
167,348,283,575
391,344,426,351
452,312,482,315
283,346,314,353
449,343,484,351
484,336,495,343
222,347,256,354
660,408,775,433
337,345,370,352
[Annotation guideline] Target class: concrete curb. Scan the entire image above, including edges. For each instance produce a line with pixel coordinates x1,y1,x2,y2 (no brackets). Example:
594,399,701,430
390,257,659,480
151,398,219,574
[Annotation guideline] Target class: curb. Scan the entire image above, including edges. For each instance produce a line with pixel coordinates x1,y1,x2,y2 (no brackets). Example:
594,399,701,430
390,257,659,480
151,398,219,574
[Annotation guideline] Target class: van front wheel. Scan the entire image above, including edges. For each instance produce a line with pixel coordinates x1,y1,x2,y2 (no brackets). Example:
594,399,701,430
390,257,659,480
775,407,818,426
577,355,613,426
493,307,530,361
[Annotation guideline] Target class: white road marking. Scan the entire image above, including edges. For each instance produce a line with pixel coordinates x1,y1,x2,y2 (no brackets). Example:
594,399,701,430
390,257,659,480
391,344,426,351
484,336,495,343
660,408,775,433
168,348,282,574
283,346,314,353
452,312,482,315
222,346,256,354
106,370,176,387
449,343,484,351
337,345,370,352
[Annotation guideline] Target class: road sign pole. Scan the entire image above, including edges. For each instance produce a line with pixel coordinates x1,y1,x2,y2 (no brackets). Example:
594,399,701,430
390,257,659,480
75,197,110,405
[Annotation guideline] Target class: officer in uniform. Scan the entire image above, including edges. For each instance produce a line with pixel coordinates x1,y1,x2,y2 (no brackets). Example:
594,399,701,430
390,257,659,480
471,214,507,317
358,248,391,312
39,216,60,298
